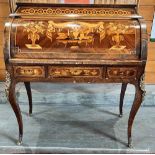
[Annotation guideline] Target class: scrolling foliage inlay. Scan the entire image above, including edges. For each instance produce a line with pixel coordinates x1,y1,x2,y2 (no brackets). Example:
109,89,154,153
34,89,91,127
49,67,101,77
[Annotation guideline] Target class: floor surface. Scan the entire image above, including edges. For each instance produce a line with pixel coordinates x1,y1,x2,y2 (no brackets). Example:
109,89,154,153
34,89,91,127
0,83,155,153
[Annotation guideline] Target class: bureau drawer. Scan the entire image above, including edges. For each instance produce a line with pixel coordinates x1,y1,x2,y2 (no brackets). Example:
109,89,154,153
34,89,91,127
106,67,137,79
48,66,102,78
14,66,45,78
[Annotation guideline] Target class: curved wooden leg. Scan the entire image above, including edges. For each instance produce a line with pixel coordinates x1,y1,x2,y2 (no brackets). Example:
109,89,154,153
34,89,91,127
24,82,32,115
128,80,145,148
8,80,23,145
119,83,127,117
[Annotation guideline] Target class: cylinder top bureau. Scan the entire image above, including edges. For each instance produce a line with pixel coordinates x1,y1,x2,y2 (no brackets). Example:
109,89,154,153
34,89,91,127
4,0,148,147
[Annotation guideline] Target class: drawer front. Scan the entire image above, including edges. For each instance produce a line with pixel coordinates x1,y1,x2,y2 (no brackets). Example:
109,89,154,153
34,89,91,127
107,67,137,79
48,66,102,78
14,66,45,78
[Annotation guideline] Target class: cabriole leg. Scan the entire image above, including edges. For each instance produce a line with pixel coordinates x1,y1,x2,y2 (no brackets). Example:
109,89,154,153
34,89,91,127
5,71,23,145
128,75,145,148
24,82,32,115
119,83,127,117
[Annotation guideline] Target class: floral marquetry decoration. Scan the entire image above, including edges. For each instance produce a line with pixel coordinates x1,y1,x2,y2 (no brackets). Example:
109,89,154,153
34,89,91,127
106,22,132,50
23,21,45,49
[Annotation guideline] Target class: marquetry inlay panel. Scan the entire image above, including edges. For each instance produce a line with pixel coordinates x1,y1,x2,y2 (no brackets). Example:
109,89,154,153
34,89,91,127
14,19,137,56
17,8,132,16
14,66,45,77
48,66,102,78
106,67,137,79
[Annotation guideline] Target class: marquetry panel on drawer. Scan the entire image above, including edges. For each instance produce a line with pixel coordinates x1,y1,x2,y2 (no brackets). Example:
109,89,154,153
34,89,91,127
48,66,102,78
106,67,137,79
138,6,154,21
14,66,45,77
